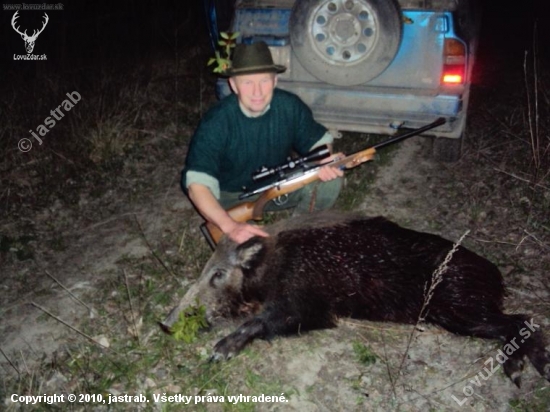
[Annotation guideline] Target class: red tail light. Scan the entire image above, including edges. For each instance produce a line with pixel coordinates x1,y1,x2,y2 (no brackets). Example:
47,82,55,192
442,38,466,85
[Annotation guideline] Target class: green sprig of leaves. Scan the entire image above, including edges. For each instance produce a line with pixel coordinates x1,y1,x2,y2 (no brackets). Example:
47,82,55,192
207,32,240,73
170,302,209,344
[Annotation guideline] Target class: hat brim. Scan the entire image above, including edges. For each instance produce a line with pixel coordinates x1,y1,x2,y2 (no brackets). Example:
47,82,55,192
221,64,287,77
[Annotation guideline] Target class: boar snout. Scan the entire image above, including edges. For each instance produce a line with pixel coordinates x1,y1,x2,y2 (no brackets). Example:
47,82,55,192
160,283,202,331
162,237,269,330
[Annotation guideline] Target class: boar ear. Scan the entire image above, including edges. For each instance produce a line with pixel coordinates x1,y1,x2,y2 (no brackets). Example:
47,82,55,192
235,236,266,270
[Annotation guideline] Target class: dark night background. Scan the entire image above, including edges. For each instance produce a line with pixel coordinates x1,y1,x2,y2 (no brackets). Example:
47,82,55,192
0,0,546,97
0,0,547,211
1,1,210,93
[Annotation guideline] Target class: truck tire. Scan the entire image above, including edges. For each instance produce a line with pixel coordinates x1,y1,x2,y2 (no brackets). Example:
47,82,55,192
290,0,402,86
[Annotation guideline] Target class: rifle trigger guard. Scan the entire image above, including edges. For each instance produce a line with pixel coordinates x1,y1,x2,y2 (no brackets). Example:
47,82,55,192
273,194,289,206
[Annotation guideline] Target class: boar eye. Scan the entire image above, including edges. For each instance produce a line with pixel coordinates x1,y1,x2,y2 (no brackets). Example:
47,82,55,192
209,270,226,287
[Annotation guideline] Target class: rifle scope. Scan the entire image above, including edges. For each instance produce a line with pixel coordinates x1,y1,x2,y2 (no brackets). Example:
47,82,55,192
252,145,330,181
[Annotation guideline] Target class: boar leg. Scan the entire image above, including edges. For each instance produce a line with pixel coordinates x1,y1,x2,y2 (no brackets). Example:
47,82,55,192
430,310,550,387
211,318,266,361
211,298,335,361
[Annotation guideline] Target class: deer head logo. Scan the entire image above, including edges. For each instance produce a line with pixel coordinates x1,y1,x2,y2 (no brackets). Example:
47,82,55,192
11,11,49,54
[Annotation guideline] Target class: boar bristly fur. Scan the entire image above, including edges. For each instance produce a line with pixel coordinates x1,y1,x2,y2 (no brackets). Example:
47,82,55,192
163,213,550,387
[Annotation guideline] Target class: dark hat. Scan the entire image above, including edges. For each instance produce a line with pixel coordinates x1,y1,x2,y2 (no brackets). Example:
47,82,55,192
223,41,286,77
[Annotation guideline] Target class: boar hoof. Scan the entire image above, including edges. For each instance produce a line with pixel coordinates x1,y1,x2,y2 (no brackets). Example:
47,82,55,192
210,336,241,361
210,321,265,361
209,351,231,362
158,321,173,335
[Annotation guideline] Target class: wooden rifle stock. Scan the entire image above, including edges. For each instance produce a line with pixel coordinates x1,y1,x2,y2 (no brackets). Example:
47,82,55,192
202,146,377,247
202,117,446,248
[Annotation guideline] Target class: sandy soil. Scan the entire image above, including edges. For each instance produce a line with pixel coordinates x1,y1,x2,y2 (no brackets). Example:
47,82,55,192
1,129,549,411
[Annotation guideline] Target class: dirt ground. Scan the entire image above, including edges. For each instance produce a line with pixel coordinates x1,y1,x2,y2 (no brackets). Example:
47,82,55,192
1,123,549,411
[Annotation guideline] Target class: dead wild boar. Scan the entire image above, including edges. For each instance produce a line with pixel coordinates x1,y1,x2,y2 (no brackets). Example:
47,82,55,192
162,212,550,387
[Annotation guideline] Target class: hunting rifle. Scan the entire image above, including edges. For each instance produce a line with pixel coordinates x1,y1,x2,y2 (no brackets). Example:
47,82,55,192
200,117,446,249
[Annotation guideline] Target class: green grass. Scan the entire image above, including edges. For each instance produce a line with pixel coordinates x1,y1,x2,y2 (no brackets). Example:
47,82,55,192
352,341,377,366
509,387,550,412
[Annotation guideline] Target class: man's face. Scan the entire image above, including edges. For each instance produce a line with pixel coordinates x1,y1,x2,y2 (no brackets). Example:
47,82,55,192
229,72,277,115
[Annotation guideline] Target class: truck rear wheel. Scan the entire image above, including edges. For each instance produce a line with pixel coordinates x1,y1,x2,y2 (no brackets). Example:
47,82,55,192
290,0,402,86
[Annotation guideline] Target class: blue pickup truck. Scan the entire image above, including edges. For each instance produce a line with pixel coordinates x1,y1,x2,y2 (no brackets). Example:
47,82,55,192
203,0,480,161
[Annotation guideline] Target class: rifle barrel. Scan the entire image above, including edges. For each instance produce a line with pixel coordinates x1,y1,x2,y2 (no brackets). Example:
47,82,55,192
373,117,446,151
240,117,446,200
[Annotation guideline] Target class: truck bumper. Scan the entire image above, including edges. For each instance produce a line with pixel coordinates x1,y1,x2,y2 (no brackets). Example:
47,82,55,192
277,80,467,138
215,79,467,138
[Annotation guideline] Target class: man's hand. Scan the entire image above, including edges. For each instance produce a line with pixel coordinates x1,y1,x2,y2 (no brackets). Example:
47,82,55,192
188,183,269,244
317,152,345,181
225,221,269,244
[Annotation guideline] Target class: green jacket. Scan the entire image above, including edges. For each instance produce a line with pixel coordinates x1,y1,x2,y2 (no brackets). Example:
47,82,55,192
183,88,331,197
